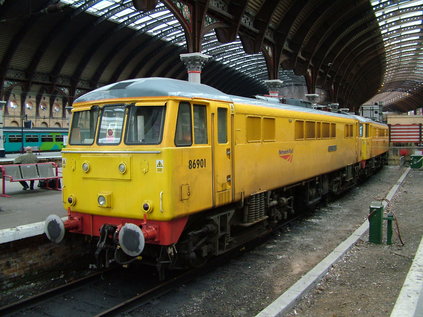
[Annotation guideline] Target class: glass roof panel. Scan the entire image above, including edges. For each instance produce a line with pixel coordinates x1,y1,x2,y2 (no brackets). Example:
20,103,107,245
368,0,423,108
59,0,269,84
60,0,423,104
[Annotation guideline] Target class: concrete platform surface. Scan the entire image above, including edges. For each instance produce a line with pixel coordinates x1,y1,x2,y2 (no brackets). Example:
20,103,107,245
0,181,66,231
256,168,423,317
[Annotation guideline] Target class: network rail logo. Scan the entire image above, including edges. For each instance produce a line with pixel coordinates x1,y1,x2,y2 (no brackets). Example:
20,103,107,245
279,149,294,162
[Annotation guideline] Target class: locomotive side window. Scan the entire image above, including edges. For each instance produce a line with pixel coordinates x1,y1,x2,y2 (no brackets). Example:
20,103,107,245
175,102,192,146
98,105,125,145
305,121,315,139
263,117,275,141
193,105,208,144
359,124,364,137
316,122,322,138
217,108,228,143
295,120,304,140
331,123,336,138
322,122,330,138
247,116,261,142
126,106,165,145
70,108,99,145
344,124,353,138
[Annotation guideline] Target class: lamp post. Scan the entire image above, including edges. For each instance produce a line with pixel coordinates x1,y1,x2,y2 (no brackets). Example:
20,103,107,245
0,101,5,157
21,114,27,153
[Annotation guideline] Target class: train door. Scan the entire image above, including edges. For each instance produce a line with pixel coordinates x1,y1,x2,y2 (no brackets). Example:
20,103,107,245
358,123,363,160
359,123,370,161
364,123,371,159
212,104,233,207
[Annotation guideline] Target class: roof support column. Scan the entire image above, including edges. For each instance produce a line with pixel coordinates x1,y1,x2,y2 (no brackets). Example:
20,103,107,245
264,79,284,97
180,53,211,83
0,100,6,157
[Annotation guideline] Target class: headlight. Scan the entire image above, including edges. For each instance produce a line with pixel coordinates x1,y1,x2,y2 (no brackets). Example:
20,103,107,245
98,195,106,206
82,162,90,173
97,193,111,208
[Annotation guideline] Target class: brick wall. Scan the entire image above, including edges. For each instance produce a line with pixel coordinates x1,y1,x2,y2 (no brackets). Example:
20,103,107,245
0,234,91,290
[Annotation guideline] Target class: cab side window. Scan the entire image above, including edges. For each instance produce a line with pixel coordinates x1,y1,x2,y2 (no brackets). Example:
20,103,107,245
194,105,208,144
218,107,227,143
175,102,192,146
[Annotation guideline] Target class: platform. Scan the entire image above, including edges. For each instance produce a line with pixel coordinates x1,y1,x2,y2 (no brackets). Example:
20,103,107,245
255,167,423,317
0,151,65,243
0,162,421,317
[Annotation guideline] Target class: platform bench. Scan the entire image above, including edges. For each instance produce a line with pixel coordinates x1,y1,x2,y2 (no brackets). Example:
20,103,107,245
0,162,62,197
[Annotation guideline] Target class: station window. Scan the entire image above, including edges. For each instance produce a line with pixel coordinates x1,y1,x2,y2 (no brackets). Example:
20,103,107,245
330,123,336,138
306,121,315,139
322,122,330,138
42,135,54,142
126,105,165,145
175,102,192,146
295,120,304,140
25,135,39,142
247,116,261,142
218,108,227,143
193,105,208,144
262,117,275,141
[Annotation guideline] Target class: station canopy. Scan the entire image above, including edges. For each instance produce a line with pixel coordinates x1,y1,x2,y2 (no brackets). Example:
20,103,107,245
0,0,422,113
367,0,423,112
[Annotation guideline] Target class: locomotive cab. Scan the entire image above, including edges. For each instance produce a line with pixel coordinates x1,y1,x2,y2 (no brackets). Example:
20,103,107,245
45,87,234,268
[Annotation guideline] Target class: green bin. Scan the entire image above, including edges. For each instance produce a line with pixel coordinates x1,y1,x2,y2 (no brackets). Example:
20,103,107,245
410,155,423,169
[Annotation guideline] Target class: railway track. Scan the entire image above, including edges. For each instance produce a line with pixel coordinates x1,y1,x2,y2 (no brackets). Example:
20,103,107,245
0,269,114,316
0,263,219,316
1,216,302,316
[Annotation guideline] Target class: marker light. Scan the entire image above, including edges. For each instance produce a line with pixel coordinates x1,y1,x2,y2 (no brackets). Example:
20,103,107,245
82,162,90,173
118,162,127,174
67,195,76,206
142,200,153,213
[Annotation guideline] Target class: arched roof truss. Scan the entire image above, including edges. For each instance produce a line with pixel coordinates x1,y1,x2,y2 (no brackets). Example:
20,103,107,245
0,0,421,112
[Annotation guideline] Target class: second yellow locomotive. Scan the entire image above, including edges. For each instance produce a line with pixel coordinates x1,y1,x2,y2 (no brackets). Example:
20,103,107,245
45,78,388,271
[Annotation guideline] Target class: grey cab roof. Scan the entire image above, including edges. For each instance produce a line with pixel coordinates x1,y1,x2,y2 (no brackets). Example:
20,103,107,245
75,77,363,121
74,77,233,103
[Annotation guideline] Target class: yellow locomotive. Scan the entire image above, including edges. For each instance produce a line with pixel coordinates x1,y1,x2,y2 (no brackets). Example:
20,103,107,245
45,78,388,271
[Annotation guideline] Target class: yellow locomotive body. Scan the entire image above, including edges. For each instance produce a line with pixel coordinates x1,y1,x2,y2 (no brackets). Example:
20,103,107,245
45,78,388,269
